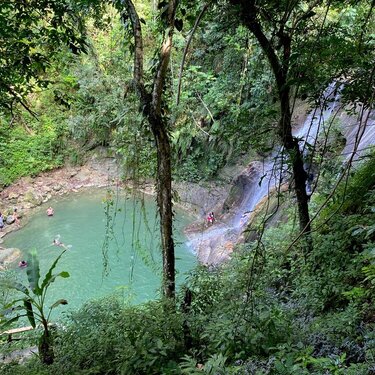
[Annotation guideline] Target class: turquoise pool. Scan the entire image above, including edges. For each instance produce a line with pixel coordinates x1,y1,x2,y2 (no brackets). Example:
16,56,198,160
3,189,196,314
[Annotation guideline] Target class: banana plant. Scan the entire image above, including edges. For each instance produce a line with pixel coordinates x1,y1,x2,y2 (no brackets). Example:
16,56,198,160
0,249,69,365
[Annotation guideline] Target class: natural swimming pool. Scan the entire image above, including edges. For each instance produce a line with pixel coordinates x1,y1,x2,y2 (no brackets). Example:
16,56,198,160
3,189,196,314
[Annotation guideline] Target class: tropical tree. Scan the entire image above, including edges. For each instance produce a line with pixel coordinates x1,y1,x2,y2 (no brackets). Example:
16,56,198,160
113,0,180,299
0,0,90,113
0,250,69,364
227,0,375,250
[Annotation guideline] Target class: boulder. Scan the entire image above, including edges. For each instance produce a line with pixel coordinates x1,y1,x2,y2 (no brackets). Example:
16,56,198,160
222,161,263,213
22,202,35,209
0,247,21,264
42,193,52,203
6,215,15,225
24,190,43,206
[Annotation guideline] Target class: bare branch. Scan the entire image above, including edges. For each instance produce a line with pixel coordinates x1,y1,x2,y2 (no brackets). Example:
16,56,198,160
196,92,215,124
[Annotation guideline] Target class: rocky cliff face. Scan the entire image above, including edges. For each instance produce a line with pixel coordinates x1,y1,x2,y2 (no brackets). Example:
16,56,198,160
184,93,375,265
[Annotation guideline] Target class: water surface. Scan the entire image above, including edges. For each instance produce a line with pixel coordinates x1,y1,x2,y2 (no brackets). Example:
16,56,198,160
3,189,195,313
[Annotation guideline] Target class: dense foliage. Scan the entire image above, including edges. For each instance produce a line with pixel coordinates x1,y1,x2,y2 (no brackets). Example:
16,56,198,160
0,0,374,373
1,154,374,373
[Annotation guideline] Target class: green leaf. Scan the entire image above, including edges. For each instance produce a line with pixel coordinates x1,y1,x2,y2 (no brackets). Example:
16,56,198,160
0,280,29,295
41,249,67,290
0,315,27,330
50,299,68,310
23,299,36,328
46,271,70,287
26,250,41,295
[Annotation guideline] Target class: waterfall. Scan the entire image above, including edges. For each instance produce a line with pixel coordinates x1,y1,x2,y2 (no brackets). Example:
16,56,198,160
187,84,375,264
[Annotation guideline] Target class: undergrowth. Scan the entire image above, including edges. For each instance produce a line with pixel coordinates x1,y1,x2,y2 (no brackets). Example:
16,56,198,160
1,155,374,375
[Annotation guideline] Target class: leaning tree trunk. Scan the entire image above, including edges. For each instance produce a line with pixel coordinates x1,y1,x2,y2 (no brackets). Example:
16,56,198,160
230,0,312,241
279,86,311,236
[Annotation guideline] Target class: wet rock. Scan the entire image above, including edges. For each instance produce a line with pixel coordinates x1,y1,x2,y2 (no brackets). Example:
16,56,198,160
6,215,15,225
42,193,53,203
222,162,262,213
23,202,35,209
69,170,78,178
0,247,21,264
53,184,62,191
174,181,227,216
24,190,43,206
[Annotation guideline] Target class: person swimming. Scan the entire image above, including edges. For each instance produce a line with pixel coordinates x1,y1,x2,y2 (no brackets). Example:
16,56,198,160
18,260,27,268
46,207,54,216
53,239,64,246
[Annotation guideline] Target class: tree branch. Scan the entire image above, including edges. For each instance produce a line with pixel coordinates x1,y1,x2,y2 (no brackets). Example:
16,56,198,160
176,1,211,105
152,0,179,115
121,0,145,96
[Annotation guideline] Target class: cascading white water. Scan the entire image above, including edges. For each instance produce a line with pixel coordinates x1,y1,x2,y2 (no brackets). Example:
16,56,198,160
187,83,374,264
294,82,342,148
341,107,375,162
233,83,344,227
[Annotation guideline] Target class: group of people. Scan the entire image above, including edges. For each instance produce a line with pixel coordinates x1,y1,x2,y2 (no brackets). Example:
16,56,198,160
17,206,63,268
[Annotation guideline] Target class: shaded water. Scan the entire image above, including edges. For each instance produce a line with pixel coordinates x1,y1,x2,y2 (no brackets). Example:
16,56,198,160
3,189,196,313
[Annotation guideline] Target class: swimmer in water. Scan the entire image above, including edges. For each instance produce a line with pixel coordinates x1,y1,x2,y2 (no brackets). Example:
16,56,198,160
46,207,54,216
53,239,64,247
52,235,64,247
18,260,28,268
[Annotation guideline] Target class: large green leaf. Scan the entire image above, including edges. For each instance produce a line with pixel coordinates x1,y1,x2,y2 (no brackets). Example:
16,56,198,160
0,305,24,317
0,314,27,330
26,250,41,295
0,280,29,295
23,299,36,328
44,271,70,290
40,249,67,291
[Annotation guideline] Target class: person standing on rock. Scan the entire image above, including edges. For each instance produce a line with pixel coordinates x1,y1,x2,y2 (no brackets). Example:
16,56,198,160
207,212,215,225
0,212,4,231
13,208,20,226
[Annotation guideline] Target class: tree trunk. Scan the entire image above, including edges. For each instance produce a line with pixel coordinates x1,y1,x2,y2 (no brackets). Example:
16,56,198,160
39,323,54,365
279,86,311,235
149,113,175,298
229,0,312,246
123,0,178,298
